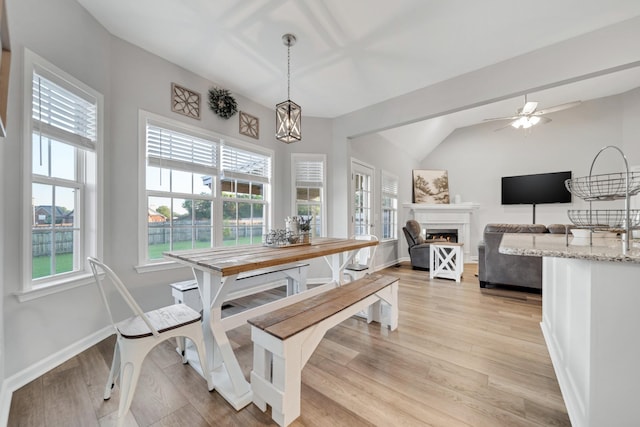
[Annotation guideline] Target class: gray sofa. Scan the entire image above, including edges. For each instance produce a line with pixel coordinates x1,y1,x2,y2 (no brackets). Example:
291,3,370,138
478,223,570,291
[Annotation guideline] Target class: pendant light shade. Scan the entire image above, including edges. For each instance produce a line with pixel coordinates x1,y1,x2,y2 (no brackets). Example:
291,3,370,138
276,33,301,143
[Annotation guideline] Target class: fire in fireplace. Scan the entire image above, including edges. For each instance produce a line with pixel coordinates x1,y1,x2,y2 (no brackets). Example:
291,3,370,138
425,228,458,243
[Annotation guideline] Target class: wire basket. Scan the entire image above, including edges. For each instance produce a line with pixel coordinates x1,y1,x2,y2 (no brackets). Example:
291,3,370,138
565,172,640,201
567,209,640,229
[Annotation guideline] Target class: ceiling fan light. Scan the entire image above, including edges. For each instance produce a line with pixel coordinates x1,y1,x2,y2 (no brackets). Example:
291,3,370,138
511,117,526,129
511,116,539,129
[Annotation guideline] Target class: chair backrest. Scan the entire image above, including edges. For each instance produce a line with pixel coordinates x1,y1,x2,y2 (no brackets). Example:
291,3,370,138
88,257,160,337
404,220,424,247
351,234,378,268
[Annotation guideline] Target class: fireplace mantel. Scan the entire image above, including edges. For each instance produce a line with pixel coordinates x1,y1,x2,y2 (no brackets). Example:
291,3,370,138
403,202,480,259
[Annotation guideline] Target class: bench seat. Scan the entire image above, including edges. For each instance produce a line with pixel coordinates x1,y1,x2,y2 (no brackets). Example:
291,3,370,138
248,273,399,427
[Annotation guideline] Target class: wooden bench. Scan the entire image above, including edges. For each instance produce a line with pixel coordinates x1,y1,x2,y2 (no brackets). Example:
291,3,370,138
170,262,309,311
248,273,399,427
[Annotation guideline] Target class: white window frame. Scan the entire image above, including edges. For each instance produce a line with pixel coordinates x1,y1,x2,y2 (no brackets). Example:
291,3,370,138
137,111,273,271
291,153,326,237
220,143,271,246
381,170,399,241
19,49,103,301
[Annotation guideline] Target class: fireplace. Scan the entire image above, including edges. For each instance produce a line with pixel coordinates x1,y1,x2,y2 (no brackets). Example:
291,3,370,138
426,228,458,243
403,202,479,260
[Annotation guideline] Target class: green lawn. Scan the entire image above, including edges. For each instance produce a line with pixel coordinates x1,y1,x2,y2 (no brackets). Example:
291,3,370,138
32,237,258,278
32,254,73,279
148,237,256,259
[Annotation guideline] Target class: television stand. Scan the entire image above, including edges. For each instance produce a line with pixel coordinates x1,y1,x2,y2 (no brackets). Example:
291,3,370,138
532,203,536,224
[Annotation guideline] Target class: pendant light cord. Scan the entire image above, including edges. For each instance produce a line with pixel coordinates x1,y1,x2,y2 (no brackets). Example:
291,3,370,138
287,43,291,101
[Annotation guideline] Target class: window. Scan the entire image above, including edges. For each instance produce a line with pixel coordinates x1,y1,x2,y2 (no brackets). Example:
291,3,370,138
141,112,272,264
23,50,102,293
220,145,270,246
351,160,373,237
145,122,217,260
292,154,326,237
381,171,398,240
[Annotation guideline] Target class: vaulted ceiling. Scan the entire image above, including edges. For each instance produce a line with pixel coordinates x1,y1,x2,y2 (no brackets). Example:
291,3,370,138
76,0,640,157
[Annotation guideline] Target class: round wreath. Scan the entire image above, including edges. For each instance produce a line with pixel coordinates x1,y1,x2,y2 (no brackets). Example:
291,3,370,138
208,87,238,119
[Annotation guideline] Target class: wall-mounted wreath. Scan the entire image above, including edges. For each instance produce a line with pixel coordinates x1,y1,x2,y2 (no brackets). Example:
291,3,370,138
208,87,238,119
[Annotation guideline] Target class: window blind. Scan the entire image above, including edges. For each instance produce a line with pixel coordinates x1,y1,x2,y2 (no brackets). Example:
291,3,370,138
146,124,218,176
295,159,324,188
221,145,271,183
32,72,97,151
382,173,398,195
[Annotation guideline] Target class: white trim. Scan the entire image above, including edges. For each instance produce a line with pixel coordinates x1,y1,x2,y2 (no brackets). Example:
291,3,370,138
138,110,274,266
350,158,376,237
291,153,327,237
380,169,399,242
21,48,104,295
14,273,94,302
0,326,114,427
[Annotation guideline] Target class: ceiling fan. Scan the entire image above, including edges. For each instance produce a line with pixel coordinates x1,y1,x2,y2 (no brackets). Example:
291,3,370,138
483,95,581,130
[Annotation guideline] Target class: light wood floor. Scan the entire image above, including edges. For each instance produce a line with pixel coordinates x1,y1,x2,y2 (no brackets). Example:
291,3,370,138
8,263,570,427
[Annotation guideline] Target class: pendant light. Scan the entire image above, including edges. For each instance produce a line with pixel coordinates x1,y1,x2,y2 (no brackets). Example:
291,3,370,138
275,33,301,143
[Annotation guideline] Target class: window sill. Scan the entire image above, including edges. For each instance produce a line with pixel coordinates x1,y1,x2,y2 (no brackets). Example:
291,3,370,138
135,260,188,274
15,273,95,302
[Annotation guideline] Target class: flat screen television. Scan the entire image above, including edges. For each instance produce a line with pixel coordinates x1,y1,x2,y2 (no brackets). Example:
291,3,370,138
501,171,572,205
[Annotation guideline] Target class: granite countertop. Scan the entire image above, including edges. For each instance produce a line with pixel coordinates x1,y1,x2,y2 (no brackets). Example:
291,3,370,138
499,233,640,263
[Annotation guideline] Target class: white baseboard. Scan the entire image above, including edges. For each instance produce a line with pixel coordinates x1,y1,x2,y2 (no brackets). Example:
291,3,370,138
0,326,114,426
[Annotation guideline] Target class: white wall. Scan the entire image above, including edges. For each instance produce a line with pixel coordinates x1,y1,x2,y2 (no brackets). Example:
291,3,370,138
2,0,113,381
349,134,422,266
2,0,640,403
419,91,640,255
1,0,336,385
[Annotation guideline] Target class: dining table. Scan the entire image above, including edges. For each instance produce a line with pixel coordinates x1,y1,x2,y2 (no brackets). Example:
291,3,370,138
163,237,379,410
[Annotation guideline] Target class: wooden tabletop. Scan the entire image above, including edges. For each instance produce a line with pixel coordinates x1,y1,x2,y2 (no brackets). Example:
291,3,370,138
164,237,378,277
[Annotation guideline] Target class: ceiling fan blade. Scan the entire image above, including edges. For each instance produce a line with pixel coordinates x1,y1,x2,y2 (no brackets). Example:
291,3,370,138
534,101,581,115
493,120,517,131
539,116,552,124
483,116,518,122
521,101,538,115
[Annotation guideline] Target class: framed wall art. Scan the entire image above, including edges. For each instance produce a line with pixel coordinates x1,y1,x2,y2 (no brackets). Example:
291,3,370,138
171,83,201,120
412,169,450,204
239,111,259,139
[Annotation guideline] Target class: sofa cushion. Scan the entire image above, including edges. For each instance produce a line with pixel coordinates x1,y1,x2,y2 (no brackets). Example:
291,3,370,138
547,224,574,234
484,223,548,234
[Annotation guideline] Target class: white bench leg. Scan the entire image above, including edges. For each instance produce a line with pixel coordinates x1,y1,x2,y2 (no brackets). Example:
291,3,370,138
251,342,270,411
272,344,302,427
251,329,305,427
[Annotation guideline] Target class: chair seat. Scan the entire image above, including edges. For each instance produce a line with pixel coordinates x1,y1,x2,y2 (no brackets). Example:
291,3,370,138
117,304,202,339
345,263,369,272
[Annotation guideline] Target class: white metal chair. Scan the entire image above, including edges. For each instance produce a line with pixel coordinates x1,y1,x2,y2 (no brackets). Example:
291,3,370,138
344,234,378,282
88,257,213,427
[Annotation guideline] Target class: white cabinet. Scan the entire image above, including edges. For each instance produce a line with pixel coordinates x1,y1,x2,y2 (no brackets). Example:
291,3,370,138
541,257,640,427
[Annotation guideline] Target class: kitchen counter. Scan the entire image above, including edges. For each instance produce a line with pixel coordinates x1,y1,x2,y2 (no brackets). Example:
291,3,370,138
499,232,640,262
498,232,640,427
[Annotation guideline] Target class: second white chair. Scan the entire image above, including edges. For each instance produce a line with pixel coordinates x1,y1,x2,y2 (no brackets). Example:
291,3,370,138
88,257,213,427
344,234,378,282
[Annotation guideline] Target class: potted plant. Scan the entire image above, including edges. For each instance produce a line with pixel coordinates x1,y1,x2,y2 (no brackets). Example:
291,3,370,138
297,216,312,243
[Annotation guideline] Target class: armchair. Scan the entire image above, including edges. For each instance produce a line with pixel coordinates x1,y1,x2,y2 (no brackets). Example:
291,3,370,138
402,220,431,270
